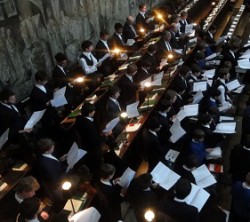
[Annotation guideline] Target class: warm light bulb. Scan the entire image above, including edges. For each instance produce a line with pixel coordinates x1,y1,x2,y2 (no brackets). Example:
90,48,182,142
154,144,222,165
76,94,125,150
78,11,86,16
113,48,120,54
75,77,84,83
168,54,174,59
62,181,72,191
140,28,145,33
211,1,216,5
193,22,197,26
144,82,152,87
157,14,163,19
120,112,128,118
144,210,155,222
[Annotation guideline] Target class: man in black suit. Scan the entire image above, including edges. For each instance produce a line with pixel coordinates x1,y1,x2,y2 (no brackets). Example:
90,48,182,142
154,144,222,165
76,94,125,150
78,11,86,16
134,59,152,83
0,88,32,144
30,71,58,138
169,23,183,49
156,31,173,60
142,117,166,170
135,4,154,32
95,31,117,76
118,64,140,108
179,11,190,34
0,176,41,222
106,86,122,121
123,16,138,43
110,23,127,53
205,25,217,46
163,178,199,222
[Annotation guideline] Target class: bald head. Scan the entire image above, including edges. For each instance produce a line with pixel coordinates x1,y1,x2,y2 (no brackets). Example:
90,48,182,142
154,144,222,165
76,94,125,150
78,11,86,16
126,16,135,24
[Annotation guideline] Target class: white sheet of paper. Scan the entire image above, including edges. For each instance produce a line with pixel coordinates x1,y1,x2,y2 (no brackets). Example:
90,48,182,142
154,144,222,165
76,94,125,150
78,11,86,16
238,58,250,69
184,183,210,212
192,164,217,188
140,77,152,88
0,128,9,150
151,162,180,190
206,147,222,159
226,79,241,91
213,122,236,134
51,86,68,107
64,198,83,212
188,37,197,44
67,142,87,172
202,69,215,79
165,149,180,163
103,117,120,133
153,71,164,81
70,207,101,222
219,116,234,122
218,103,231,112
185,24,193,34
216,35,227,45
127,39,136,46
193,81,207,92
174,49,183,54
205,53,217,61
192,90,204,104
151,78,162,86
24,109,46,129
119,167,136,188
170,119,186,143
183,104,199,117
172,109,186,122
233,85,244,94
126,101,140,118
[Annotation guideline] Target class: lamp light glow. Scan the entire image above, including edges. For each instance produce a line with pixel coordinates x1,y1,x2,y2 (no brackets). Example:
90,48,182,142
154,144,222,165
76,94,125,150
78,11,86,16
144,82,152,88
75,77,84,83
144,210,155,222
120,112,128,118
62,181,72,191
168,54,174,59
140,28,145,33
113,48,120,54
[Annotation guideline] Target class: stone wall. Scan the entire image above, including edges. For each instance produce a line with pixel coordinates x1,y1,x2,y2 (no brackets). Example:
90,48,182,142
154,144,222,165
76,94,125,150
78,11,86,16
0,0,165,100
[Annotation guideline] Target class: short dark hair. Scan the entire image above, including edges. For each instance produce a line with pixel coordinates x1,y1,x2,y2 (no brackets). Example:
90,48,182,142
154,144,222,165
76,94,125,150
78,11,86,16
147,44,158,53
180,11,188,17
193,128,205,140
101,163,116,179
19,197,41,220
218,68,229,78
109,86,121,97
81,102,95,116
175,178,191,199
114,23,123,30
179,65,191,77
141,59,152,68
100,30,109,37
81,40,93,50
0,88,15,101
127,64,138,75
148,117,161,131
37,138,55,154
139,3,146,10
159,99,171,112
199,114,211,125
54,52,67,62
16,176,40,194
184,154,199,168
135,173,152,190
191,64,202,73
35,71,48,82
211,89,221,98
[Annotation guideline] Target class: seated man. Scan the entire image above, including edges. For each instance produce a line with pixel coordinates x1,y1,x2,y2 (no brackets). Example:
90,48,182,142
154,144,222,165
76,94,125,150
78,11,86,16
79,40,103,91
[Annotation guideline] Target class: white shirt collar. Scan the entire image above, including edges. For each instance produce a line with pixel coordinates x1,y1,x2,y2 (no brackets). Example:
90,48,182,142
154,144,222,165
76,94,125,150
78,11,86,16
229,50,235,58
142,67,148,74
190,74,198,81
15,192,24,204
85,116,94,122
139,11,145,17
243,182,250,189
126,74,133,82
174,197,186,203
159,111,167,117
35,84,46,93
210,98,216,102
182,165,192,171
219,78,226,84
243,146,250,151
202,124,210,128
0,102,19,112
57,64,66,75
42,153,59,161
100,179,112,186
208,31,213,38
149,129,158,137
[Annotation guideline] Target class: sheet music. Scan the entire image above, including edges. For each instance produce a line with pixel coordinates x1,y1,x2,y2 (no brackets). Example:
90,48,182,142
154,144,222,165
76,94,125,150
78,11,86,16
165,149,180,163
206,147,222,159
127,39,136,46
24,109,46,129
0,128,9,150
191,164,217,188
202,69,215,78
205,53,217,61
70,207,101,222
238,58,250,69
213,122,236,134
226,79,241,91
184,183,210,212
103,117,120,133
216,35,227,45
118,167,136,188
192,90,204,104
153,71,164,81
126,101,140,118
169,119,186,143
64,199,83,212
67,142,87,172
51,86,68,107
151,162,180,190
140,77,152,88
193,81,207,92
185,24,193,34
183,104,199,117
151,78,162,86
233,85,244,94
171,109,186,122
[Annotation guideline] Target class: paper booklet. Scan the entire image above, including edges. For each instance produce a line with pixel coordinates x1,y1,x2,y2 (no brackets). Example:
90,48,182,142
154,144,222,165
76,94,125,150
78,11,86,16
51,86,68,107
206,147,222,159
24,109,46,129
165,149,180,163
67,142,87,172
169,119,186,143
213,122,236,134
126,101,140,118
219,116,234,122
0,128,9,149
151,162,180,190
202,69,215,79
184,183,210,212
193,81,207,92
226,79,241,91
183,104,199,117
103,117,120,133
185,24,193,34
192,90,204,104
70,207,101,222
191,164,217,188
118,167,136,188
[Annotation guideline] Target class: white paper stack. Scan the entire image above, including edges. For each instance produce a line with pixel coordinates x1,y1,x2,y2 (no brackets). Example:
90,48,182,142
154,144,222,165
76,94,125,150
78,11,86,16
184,183,210,212
151,162,181,190
118,167,136,188
191,164,217,188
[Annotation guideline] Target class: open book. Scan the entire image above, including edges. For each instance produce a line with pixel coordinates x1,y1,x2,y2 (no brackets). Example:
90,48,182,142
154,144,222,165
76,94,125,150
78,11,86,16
191,164,217,188
165,149,180,163
183,104,199,117
118,167,136,188
193,81,207,92
70,207,101,222
184,183,210,212
226,79,241,91
151,162,180,190
24,109,46,129
202,69,215,79
206,147,222,159
213,122,236,134
169,119,186,143
126,101,140,118
51,86,68,107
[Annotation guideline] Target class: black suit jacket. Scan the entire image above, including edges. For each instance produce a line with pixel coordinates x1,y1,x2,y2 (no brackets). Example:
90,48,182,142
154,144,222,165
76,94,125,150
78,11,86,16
170,30,181,49
205,32,216,45
140,52,159,73
110,33,126,51
106,98,121,121
52,66,72,89
118,75,139,108
136,13,148,31
220,48,238,78
155,112,171,145
123,22,137,42
134,67,151,83
164,199,199,222
156,38,172,59
95,40,111,60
